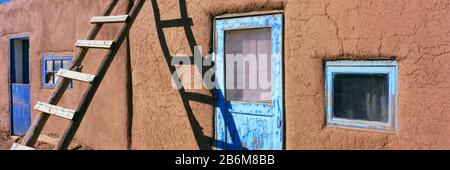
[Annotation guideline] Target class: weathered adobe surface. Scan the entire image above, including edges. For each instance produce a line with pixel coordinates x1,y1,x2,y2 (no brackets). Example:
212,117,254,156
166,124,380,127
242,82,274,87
0,0,131,149
130,0,450,150
1,0,448,150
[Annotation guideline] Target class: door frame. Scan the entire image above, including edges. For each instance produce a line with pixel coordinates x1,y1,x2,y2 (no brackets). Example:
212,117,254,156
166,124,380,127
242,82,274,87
9,33,31,135
213,12,284,150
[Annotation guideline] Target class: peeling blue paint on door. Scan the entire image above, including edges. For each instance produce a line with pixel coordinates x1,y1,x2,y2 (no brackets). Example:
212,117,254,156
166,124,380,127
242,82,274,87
9,35,31,135
10,84,31,135
214,14,284,150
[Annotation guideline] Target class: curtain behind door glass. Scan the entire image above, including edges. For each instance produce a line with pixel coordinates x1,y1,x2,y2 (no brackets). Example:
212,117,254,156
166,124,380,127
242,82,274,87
225,28,272,103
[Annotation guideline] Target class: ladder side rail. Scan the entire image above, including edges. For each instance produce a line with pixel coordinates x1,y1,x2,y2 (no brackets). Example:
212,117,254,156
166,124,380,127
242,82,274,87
20,0,120,147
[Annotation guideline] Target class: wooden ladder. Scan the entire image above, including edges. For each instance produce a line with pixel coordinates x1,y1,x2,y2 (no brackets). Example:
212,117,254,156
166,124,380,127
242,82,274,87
10,0,146,150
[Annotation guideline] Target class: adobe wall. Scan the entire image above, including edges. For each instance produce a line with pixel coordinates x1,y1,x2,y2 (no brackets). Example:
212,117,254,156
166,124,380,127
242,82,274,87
1,0,448,150
130,0,450,150
0,0,131,149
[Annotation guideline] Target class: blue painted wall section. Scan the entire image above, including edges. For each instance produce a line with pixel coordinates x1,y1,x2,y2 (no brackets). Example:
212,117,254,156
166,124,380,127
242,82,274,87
215,14,284,150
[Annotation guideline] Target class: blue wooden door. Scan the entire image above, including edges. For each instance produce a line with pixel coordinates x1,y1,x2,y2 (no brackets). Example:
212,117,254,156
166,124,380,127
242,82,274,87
215,14,283,150
11,84,31,135
10,37,31,135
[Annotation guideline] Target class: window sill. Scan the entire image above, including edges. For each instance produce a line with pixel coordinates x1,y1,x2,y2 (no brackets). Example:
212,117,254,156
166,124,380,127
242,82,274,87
326,119,397,134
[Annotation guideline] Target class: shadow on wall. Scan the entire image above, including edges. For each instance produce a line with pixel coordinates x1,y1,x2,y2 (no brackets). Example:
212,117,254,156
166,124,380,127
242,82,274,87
321,54,397,61
150,0,248,150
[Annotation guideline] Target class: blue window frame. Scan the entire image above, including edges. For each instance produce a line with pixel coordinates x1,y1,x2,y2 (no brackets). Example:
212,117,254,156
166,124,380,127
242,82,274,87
41,54,73,88
325,60,398,132
214,13,284,150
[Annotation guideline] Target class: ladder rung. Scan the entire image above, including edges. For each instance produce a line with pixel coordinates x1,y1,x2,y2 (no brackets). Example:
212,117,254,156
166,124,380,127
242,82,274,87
90,15,129,23
75,40,114,49
34,102,76,120
10,143,35,150
160,18,193,28
57,69,96,83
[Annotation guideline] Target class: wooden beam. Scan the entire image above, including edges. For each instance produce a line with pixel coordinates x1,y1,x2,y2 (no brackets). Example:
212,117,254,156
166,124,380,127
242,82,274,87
75,40,114,49
34,102,76,120
57,69,96,83
37,135,59,146
91,15,129,23
11,143,35,150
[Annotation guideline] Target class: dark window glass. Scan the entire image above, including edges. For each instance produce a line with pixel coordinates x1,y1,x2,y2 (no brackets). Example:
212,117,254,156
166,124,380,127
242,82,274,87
332,74,389,122
45,72,55,84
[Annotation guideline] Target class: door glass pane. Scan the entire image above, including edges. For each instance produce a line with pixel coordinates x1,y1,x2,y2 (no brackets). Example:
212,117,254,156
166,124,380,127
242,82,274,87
13,40,24,84
224,28,272,103
332,74,389,122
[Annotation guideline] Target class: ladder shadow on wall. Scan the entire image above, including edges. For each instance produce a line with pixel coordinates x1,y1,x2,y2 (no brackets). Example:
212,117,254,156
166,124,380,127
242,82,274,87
151,0,247,150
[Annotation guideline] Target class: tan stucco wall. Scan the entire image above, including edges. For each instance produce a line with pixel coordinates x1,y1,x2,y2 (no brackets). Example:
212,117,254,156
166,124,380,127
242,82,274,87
130,0,450,150
0,0,131,149
1,0,449,150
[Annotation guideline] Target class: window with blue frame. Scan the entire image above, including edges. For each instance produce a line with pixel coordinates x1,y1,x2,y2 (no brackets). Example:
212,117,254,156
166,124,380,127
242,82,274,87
41,54,73,88
325,60,398,132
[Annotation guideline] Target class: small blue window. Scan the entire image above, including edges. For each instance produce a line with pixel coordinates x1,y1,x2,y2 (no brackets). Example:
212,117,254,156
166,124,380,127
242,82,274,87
41,54,73,89
325,60,398,132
